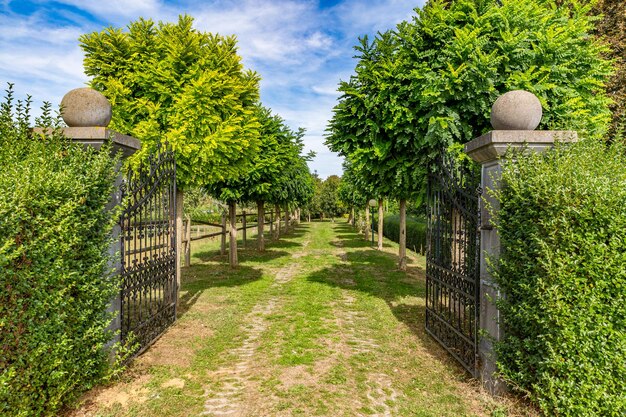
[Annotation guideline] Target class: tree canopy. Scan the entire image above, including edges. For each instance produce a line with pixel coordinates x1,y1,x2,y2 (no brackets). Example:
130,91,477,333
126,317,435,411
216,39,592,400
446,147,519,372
80,15,261,190
205,105,311,205
326,0,613,199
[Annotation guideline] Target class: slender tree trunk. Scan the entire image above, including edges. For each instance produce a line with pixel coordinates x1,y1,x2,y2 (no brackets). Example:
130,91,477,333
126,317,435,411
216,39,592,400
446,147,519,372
284,204,289,233
229,200,238,268
257,200,265,252
308,213,311,222
184,215,192,266
378,198,384,251
220,212,226,255
399,199,407,270
176,189,184,299
275,204,281,239
242,210,247,248
269,209,274,236
364,204,370,241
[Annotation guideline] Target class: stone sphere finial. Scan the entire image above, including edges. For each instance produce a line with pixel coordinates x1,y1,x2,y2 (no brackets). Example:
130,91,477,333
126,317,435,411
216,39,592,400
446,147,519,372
60,87,112,127
490,90,542,131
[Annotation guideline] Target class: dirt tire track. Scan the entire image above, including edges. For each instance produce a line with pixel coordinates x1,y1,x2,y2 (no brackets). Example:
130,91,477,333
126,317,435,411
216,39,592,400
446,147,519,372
200,248,306,417
335,291,401,417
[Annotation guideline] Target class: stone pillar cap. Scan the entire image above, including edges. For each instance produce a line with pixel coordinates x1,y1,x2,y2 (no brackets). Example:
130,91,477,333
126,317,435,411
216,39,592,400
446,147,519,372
61,87,112,127
491,90,542,131
465,130,578,164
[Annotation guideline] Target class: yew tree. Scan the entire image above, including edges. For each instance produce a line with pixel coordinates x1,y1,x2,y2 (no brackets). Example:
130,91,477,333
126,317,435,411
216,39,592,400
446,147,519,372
327,0,613,269
80,15,261,191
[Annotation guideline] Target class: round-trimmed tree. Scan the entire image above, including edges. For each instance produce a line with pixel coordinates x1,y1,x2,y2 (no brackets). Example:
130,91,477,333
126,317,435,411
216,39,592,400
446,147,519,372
327,0,613,269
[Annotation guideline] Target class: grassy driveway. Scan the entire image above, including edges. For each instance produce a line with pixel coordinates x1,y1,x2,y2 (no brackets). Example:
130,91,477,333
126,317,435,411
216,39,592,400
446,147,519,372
67,221,534,417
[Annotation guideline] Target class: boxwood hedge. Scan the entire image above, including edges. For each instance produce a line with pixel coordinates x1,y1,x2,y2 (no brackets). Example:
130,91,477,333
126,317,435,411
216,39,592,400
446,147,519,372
0,87,120,416
494,139,626,415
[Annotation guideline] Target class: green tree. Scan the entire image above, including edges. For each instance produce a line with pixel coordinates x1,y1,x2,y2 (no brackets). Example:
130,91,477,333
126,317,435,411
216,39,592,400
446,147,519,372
327,0,613,269
592,0,626,139
302,171,323,220
80,15,261,191
205,106,311,261
319,175,344,220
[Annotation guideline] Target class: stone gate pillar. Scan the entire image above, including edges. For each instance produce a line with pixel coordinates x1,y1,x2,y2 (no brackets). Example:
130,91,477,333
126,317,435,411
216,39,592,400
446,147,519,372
464,90,577,394
38,88,141,349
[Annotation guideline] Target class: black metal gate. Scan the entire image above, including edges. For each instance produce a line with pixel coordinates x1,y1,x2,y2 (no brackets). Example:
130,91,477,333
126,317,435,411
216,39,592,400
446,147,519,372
426,154,481,376
120,144,177,355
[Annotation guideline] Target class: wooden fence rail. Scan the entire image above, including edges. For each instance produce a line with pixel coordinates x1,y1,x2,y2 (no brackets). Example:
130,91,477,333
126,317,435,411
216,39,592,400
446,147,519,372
181,210,285,266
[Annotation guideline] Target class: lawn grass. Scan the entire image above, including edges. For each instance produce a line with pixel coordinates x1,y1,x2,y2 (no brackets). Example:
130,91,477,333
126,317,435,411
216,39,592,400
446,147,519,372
65,221,536,417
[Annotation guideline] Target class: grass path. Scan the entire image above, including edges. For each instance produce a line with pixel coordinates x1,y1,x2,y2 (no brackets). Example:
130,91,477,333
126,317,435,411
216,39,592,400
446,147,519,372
67,221,534,417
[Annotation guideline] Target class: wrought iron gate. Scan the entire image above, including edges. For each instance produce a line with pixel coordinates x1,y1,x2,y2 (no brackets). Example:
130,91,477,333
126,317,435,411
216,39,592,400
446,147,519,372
120,144,177,355
426,154,481,376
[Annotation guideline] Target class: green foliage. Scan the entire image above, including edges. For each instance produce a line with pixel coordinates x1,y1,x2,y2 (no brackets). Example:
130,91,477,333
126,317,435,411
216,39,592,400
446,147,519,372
319,175,345,219
592,0,626,139
372,214,427,255
80,15,261,190
493,139,626,415
302,172,324,218
205,105,313,206
327,0,613,200
337,159,369,209
0,86,119,416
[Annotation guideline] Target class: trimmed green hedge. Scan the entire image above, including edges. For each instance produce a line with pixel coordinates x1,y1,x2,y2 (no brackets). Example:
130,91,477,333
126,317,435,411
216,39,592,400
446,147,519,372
0,90,120,416
494,139,626,415
372,214,426,254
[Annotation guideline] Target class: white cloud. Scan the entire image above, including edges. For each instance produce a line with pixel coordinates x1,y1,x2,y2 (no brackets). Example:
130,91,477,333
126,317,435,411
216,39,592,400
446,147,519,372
0,0,422,177
54,0,165,21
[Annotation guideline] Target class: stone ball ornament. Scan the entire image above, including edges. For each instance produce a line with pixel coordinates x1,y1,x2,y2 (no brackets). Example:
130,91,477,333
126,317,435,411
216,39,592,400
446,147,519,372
490,90,543,131
60,87,112,127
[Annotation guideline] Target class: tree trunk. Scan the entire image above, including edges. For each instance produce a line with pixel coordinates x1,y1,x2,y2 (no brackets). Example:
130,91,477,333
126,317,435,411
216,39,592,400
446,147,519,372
275,204,281,239
399,199,407,270
284,204,289,233
229,200,238,268
184,215,192,266
364,204,370,241
220,213,226,255
176,189,183,296
378,198,384,251
257,200,265,252
242,210,247,248
308,214,311,222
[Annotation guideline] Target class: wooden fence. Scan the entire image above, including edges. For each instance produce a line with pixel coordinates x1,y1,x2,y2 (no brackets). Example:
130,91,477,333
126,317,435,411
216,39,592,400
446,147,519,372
181,210,288,266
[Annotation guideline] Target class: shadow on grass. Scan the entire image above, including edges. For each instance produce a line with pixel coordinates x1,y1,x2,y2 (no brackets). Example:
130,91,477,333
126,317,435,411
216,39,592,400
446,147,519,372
305,225,467,378
178,264,265,316
178,224,309,317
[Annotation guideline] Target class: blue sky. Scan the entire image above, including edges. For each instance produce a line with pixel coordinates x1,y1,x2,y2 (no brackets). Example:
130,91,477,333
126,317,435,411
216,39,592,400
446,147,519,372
0,0,424,178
